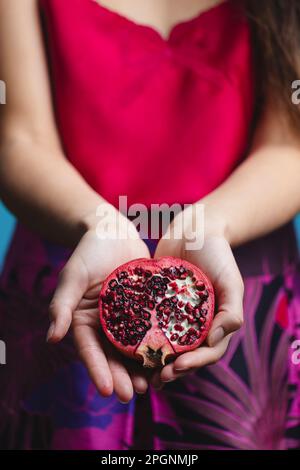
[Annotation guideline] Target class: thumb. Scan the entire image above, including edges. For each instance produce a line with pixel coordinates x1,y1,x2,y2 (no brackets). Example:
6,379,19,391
207,308,244,347
207,273,244,347
47,259,88,343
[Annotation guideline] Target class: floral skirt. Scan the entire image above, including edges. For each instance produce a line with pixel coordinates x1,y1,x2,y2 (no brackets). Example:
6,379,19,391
0,223,299,450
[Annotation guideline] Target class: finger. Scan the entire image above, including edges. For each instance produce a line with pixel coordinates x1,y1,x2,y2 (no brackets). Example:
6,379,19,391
207,272,244,347
159,363,190,384
129,365,149,395
173,334,232,372
107,353,134,404
150,369,165,390
73,325,113,397
207,310,243,347
76,297,99,311
131,374,149,394
48,260,88,343
81,283,102,300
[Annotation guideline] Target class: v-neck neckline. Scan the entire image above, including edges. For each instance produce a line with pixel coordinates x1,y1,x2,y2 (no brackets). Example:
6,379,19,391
89,1,229,42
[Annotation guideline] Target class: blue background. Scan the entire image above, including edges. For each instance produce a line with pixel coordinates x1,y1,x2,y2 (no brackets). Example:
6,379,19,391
0,203,16,270
0,202,300,271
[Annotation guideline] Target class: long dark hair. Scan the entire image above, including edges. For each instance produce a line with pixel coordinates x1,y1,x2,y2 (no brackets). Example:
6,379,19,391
243,0,300,129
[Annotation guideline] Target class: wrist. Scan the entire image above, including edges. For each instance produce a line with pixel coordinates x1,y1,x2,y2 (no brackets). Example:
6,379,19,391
80,202,139,240
193,201,230,242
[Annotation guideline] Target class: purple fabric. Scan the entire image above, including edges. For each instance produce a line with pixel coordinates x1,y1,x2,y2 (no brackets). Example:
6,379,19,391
0,223,299,450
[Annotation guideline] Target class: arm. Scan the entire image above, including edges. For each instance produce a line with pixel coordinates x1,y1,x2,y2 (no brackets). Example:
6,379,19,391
0,0,150,401
153,103,300,386
202,103,300,245
0,0,104,246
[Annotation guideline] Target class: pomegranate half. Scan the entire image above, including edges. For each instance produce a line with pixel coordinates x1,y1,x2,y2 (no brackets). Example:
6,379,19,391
99,257,215,367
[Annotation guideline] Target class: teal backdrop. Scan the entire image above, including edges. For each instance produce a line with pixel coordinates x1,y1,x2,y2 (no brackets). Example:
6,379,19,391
0,202,300,271
0,203,16,270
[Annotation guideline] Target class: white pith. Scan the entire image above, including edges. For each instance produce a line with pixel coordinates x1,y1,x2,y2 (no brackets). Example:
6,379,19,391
156,276,203,341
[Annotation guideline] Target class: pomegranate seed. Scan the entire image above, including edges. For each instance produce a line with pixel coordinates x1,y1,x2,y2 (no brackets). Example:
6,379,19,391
174,324,184,332
134,267,143,276
118,271,128,279
169,281,178,291
199,290,208,300
109,279,118,289
99,258,214,366
189,336,197,344
185,303,193,313
188,328,197,335
178,334,188,345
196,282,205,291
130,338,138,345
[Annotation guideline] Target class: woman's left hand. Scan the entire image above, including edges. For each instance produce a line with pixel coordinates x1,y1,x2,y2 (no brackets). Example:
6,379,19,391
151,205,244,388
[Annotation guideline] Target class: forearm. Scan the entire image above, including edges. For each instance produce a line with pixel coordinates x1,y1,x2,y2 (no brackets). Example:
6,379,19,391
201,144,300,246
0,136,104,246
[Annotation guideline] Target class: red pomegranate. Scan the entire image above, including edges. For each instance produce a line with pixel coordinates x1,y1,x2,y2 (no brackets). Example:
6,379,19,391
99,257,215,367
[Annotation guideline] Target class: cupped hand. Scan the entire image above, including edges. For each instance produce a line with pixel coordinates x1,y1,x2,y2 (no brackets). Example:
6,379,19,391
152,206,244,387
47,208,151,403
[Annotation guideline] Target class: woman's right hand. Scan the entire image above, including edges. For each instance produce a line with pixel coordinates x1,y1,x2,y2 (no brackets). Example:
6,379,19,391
47,206,151,403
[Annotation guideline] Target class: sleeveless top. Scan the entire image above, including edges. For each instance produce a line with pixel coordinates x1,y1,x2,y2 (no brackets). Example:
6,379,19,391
39,0,254,207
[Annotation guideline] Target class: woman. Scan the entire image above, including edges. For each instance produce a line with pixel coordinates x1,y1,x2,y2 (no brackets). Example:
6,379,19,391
0,0,299,450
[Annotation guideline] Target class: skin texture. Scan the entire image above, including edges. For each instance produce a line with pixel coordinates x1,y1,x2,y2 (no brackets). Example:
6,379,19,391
0,0,300,402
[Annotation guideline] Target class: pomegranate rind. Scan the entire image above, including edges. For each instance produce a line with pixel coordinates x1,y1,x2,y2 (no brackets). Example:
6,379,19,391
99,257,215,367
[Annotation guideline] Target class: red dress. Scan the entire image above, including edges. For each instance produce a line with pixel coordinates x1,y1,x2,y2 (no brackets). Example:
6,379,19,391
41,0,254,207
0,0,299,450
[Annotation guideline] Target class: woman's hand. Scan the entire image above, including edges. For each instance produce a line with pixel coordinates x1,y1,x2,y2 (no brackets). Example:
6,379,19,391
47,206,151,402
152,205,244,387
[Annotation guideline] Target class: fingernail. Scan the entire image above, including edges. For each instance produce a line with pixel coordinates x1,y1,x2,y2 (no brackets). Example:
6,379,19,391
46,322,55,342
209,327,224,347
162,378,175,383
